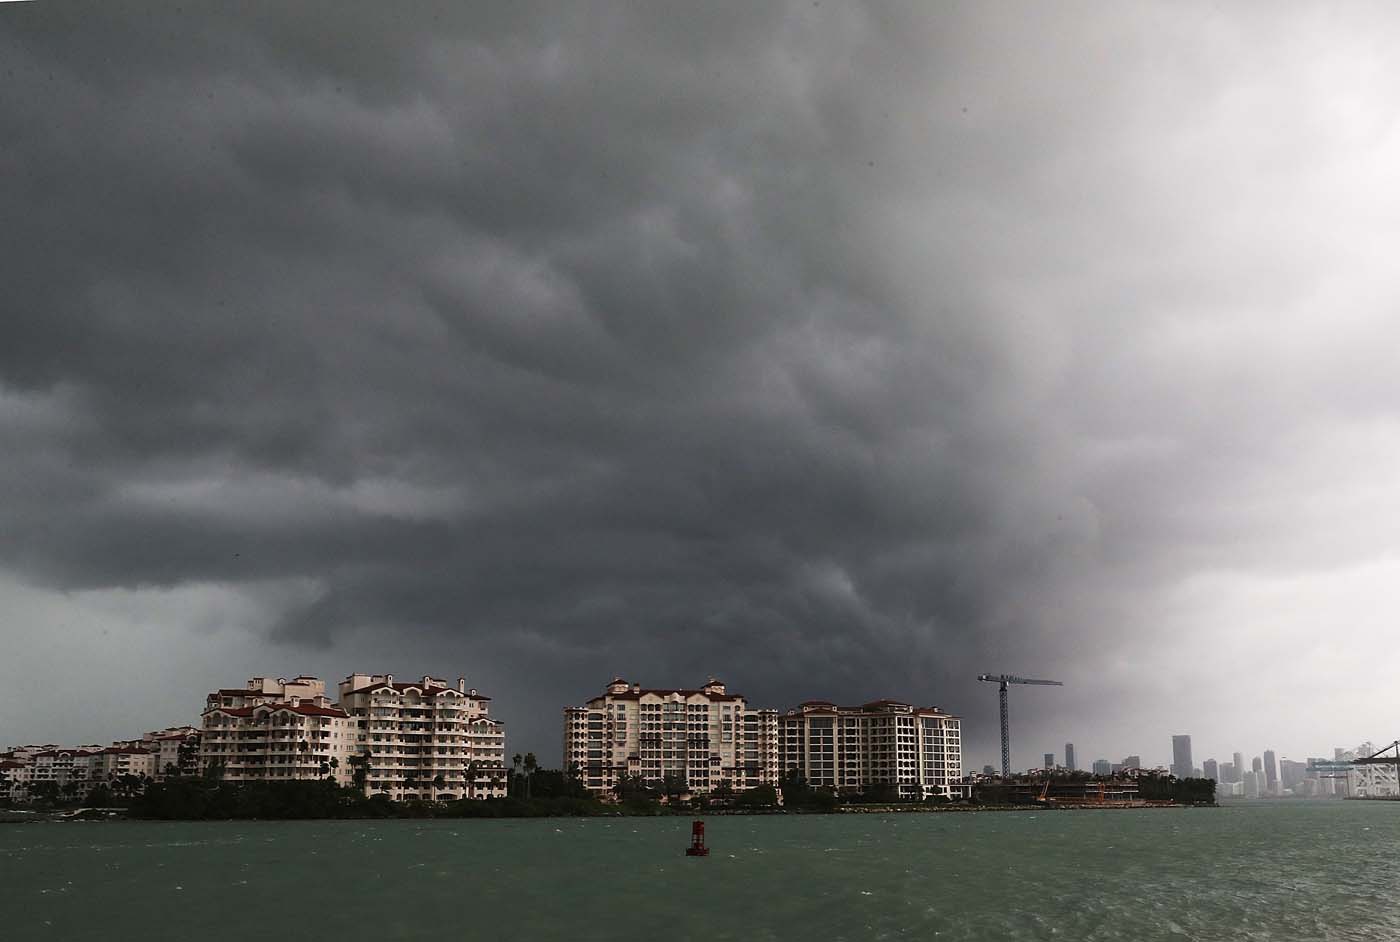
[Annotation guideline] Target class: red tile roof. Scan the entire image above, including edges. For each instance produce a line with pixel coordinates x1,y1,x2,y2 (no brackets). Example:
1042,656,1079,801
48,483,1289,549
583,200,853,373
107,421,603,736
206,702,348,718
342,681,489,700
598,689,742,702
281,704,348,717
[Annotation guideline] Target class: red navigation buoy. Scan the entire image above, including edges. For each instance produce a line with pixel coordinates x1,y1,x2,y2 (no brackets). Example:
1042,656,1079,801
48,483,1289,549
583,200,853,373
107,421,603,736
685,819,709,856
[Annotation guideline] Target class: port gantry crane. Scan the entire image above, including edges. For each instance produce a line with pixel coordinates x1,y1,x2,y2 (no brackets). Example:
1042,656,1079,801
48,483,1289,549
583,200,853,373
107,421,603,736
978,674,1063,777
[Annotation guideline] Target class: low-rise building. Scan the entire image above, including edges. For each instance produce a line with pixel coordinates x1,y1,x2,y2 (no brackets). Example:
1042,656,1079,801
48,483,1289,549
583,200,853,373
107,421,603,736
110,726,201,780
778,699,965,800
0,758,32,801
96,746,158,782
30,748,102,791
150,729,201,779
337,674,507,800
564,678,778,797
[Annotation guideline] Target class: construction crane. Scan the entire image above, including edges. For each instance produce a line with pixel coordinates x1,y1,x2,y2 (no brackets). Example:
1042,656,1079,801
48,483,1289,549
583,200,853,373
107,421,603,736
978,674,1063,777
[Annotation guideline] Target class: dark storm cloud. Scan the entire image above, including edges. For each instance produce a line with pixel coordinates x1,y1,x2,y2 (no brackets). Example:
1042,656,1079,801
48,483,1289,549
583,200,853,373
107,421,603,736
7,1,1398,759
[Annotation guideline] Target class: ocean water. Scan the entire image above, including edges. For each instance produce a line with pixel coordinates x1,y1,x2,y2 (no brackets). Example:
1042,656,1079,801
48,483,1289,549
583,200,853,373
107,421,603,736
1,800,1395,941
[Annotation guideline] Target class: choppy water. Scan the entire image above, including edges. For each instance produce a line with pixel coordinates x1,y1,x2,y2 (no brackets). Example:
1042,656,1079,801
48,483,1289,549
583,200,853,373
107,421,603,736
1,800,1396,941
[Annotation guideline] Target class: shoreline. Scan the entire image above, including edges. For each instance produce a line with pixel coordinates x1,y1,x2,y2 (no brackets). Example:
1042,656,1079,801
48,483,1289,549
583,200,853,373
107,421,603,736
3,801,1215,824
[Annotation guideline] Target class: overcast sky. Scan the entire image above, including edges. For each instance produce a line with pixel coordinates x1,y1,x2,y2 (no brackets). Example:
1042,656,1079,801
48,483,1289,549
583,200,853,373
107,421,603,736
3,1,1399,772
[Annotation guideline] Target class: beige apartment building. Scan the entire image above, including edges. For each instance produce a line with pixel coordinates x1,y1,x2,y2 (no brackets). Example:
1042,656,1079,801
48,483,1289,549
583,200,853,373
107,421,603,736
95,746,158,781
151,728,200,778
0,758,31,801
564,678,779,797
337,674,507,800
778,699,965,800
4,739,173,800
199,676,358,786
111,726,200,779
29,747,102,789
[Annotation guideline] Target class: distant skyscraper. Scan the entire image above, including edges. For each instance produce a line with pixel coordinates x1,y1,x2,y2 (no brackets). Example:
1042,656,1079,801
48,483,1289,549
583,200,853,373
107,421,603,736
1280,759,1307,792
1092,759,1111,776
1044,752,1055,770
1203,758,1219,781
1220,761,1236,783
1172,735,1193,778
1232,752,1244,783
1065,743,1076,771
1264,750,1278,795
1243,770,1261,799
1252,756,1263,776
1122,755,1141,769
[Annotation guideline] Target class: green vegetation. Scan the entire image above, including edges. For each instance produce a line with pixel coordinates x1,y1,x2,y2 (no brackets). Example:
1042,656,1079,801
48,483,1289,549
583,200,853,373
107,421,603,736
129,766,850,820
1137,775,1217,804
778,770,839,811
128,765,658,820
2,776,153,811
131,777,618,820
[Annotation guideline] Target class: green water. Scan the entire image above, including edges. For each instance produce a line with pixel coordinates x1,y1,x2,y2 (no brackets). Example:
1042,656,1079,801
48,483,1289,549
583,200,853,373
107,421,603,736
1,801,1395,941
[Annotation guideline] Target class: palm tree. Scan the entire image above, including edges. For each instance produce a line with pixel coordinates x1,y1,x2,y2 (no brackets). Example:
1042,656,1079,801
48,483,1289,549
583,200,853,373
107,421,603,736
661,773,688,805
613,773,646,802
512,754,523,796
348,749,370,792
523,753,538,799
464,760,480,800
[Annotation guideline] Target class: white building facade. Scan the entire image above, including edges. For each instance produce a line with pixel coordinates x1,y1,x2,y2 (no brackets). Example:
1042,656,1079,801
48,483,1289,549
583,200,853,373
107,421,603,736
199,676,357,786
564,678,779,796
337,674,507,801
778,699,965,800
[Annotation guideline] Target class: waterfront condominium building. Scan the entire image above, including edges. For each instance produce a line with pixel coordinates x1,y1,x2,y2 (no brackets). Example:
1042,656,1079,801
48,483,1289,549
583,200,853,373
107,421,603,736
93,745,158,782
28,747,103,790
1171,735,1193,778
337,674,507,801
0,758,31,801
110,726,201,780
199,676,358,786
1263,750,1279,795
564,678,778,796
777,699,965,800
1203,758,1219,781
